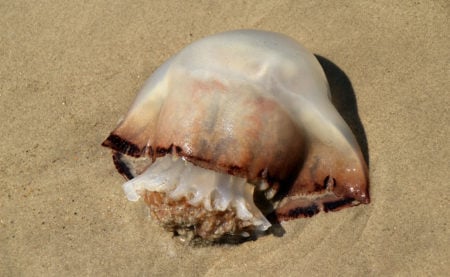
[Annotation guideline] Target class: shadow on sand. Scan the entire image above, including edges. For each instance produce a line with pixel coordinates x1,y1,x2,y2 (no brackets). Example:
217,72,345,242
315,55,370,166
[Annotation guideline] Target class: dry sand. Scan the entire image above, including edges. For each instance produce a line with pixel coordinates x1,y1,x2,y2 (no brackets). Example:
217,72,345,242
1,1,448,276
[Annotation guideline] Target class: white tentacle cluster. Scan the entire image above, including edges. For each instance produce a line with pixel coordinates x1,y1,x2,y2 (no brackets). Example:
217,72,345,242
122,154,271,231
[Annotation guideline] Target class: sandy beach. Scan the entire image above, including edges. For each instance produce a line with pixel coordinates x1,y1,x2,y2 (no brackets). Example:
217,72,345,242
1,1,448,276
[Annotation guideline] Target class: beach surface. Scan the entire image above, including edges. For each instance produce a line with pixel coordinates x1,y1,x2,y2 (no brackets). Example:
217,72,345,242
1,1,448,276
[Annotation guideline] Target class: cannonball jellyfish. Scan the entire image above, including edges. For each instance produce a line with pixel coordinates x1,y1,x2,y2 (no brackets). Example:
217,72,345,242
102,29,370,243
